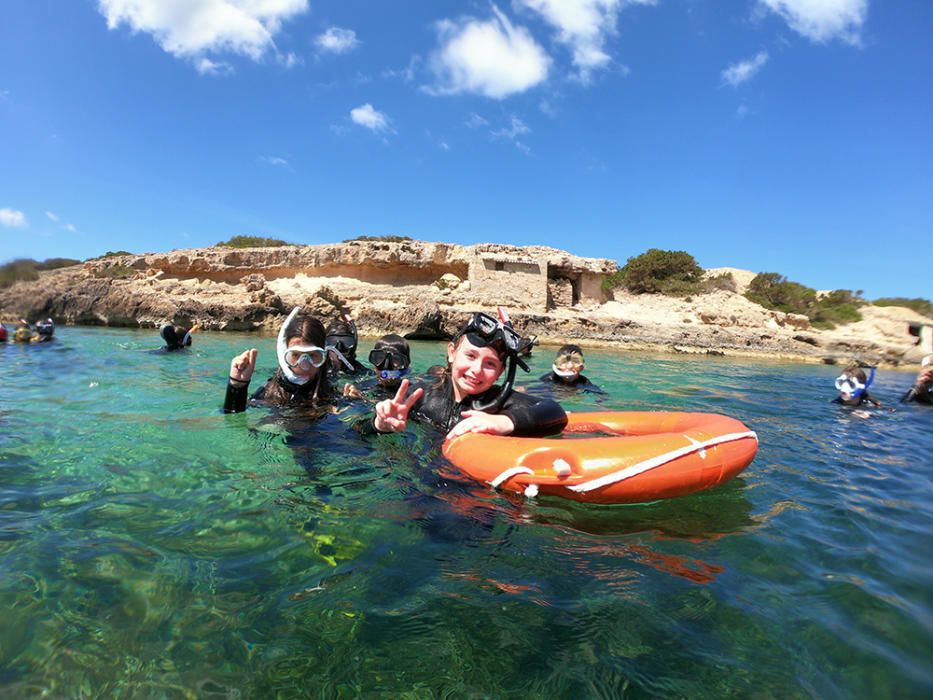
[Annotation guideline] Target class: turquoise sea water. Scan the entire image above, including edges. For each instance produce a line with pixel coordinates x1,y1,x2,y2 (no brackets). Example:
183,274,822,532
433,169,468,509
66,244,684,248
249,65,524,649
1,327,931,698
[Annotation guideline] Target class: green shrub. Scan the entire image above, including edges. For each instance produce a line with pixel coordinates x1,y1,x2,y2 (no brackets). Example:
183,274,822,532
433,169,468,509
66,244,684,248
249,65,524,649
745,273,864,329
602,248,703,296
216,235,293,248
94,250,133,259
745,272,816,315
873,297,933,320
703,272,737,293
0,257,80,288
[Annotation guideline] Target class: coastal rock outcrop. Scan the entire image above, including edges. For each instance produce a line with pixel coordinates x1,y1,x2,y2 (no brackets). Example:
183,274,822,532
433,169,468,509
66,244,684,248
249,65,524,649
1,239,927,366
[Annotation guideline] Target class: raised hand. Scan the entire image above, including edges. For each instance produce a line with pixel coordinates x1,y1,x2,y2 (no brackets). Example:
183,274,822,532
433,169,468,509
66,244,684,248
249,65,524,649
230,348,258,385
374,378,423,433
446,410,515,440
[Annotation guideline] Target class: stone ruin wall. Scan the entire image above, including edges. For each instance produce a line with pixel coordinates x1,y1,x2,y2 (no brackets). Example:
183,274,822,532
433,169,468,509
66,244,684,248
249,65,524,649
467,254,550,312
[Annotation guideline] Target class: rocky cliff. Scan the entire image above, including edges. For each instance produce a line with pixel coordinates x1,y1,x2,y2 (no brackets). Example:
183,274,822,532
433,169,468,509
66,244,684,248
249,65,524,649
0,239,927,367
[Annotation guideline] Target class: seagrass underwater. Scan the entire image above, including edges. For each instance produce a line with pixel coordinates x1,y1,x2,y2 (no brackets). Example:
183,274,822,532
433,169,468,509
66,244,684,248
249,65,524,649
0,326,930,697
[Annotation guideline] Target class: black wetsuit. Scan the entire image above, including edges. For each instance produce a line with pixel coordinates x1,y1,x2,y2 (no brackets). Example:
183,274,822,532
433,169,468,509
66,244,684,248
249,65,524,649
327,357,368,384
224,369,334,413
832,392,880,408
374,374,567,437
902,383,933,405
539,371,606,395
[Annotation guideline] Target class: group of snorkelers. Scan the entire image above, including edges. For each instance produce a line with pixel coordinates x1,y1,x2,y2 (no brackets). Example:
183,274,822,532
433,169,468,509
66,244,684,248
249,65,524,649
0,318,55,344
222,308,581,440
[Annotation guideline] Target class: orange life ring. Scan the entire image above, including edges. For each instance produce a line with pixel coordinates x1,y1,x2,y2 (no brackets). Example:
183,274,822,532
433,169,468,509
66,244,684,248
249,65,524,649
442,411,758,504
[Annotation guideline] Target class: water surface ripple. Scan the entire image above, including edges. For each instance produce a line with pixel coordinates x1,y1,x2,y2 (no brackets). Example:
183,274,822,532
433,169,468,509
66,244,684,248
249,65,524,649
1,328,931,697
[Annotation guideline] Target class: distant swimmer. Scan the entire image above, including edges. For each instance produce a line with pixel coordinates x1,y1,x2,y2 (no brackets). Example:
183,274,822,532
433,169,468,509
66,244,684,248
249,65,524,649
159,323,196,351
0,323,7,342
901,355,932,405
833,364,881,408
224,308,339,413
33,318,55,343
13,319,34,343
539,344,606,395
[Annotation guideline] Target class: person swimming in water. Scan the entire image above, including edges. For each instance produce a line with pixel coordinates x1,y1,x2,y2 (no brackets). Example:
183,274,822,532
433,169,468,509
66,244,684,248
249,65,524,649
343,333,413,399
832,364,881,407
368,310,567,439
224,308,342,413
325,314,367,379
0,322,7,343
32,318,55,343
160,323,195,351
901,355,932,405
13,319,34,343
539,344,605,395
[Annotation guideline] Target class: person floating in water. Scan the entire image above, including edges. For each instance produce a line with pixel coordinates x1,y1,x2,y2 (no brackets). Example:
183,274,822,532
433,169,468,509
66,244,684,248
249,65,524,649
902,355,932,405
833,364,881,407
325,314,367,379
539,344,605,395
13,319,34,343
367,309,567,439
224,307,342,413
343,334,413,399
0,322,7,343
32,318,55,343
160,323,196,351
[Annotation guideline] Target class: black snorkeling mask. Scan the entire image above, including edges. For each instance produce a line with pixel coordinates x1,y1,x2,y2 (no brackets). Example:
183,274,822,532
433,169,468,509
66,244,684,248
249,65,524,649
369,347,409,371
454,312,530,412
327,334,357,359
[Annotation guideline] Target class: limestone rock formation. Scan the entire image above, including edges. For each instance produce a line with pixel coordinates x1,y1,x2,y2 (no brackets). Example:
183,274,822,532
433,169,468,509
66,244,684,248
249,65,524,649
0,240,926,366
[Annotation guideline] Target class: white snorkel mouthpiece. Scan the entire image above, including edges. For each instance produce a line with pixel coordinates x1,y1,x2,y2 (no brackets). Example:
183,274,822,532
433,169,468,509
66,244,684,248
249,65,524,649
552,364,582,378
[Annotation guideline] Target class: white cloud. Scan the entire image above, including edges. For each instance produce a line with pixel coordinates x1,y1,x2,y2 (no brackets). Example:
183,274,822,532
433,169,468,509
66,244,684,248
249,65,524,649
465,112,489,128
65,223,78,233
721,51,769,87
350,104,391,133
45,210,59,223
260,155,289,166
383,55,421,82
0,208,27,228
517,0,655,82
98,0,309,68
196,57,234,75
491,116,532,153
758,0,868,45
314,27,360,54
427,5,550,99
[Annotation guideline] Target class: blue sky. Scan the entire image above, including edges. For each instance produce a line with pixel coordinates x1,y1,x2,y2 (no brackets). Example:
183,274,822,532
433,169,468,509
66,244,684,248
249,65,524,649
1,1,930,299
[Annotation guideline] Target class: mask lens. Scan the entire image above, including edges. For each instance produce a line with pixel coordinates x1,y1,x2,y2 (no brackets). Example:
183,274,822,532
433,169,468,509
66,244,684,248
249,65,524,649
472,313,499,337
285,347,325,368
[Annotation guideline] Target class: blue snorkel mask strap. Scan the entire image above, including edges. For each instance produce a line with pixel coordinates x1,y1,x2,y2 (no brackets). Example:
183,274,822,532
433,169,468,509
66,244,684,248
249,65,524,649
378,367,411,381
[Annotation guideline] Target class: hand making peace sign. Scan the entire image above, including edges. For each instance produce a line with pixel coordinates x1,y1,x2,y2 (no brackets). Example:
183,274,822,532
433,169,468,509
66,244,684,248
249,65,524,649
374,379,424,433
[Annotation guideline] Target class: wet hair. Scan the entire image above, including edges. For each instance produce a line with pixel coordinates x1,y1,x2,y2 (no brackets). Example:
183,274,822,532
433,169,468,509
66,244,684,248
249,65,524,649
556,344,584,360
160,324,191,350
843,364,867,384
373,334,410,365
285,314,326,348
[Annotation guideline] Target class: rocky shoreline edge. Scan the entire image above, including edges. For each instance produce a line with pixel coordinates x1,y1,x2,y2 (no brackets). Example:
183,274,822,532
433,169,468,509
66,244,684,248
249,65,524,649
1,240,928,369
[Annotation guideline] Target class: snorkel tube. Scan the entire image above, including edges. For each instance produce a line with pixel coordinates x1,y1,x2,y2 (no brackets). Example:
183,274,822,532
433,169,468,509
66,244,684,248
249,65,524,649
469,308,530,413
277,307,312,386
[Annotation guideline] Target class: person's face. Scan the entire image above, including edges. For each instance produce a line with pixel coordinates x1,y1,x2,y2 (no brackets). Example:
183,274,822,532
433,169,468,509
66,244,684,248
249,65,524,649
447,338,503,401
287,337,321,380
